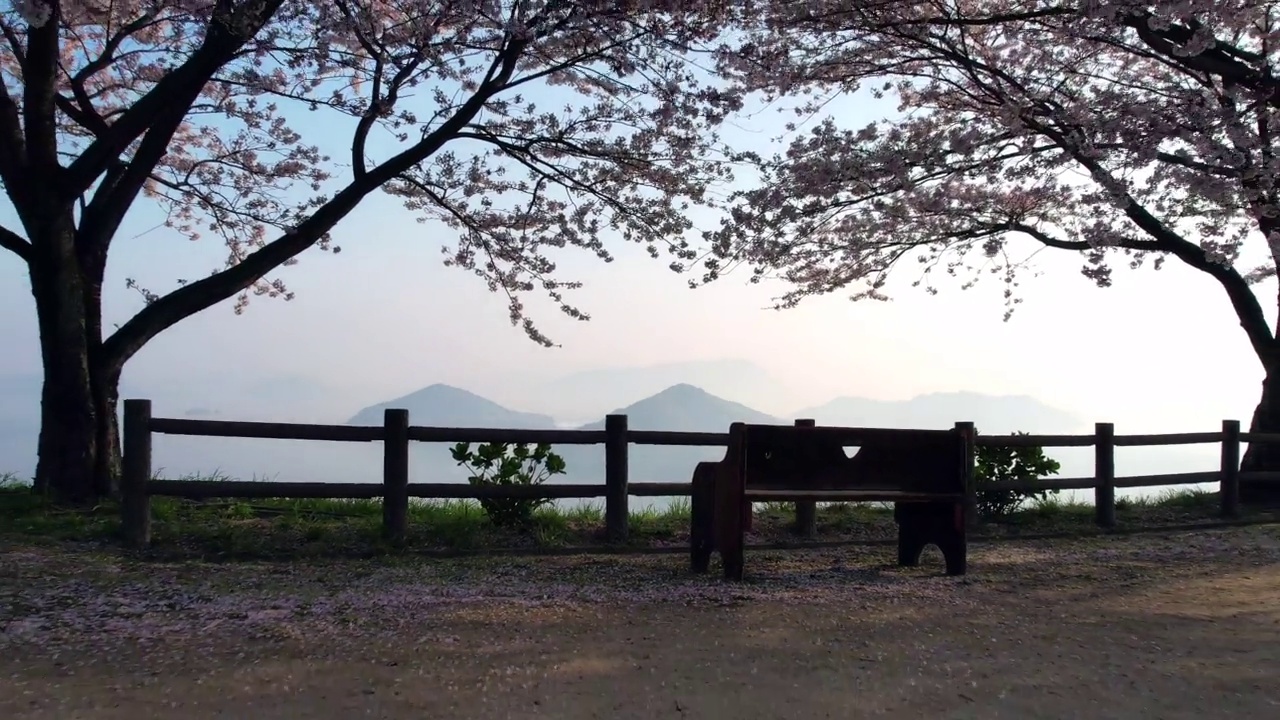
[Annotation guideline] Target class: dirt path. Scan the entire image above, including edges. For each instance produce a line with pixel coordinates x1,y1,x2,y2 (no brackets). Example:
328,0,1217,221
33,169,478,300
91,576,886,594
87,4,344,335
4,527,1280,719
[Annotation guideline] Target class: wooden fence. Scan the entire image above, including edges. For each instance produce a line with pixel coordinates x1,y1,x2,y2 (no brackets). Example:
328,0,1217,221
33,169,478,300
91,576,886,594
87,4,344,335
118,399,1280,550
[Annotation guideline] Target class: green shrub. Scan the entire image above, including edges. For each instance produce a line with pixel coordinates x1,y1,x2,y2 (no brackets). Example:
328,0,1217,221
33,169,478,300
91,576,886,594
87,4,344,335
974,431,1061,522
449,442,566,528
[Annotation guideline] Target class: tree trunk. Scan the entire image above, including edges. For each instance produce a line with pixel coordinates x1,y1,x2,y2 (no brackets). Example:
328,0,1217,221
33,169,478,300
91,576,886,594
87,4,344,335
87,250,122,499
30,351,123,507
93,380,123,498
28,220,121,505
34,361,100,505
26,364,121,503
1240,368,1280,505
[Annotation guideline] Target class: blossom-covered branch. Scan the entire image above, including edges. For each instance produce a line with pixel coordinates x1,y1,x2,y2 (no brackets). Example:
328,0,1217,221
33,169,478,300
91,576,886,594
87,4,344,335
3,0,743,362
3,0,746,502
706,0,1280,357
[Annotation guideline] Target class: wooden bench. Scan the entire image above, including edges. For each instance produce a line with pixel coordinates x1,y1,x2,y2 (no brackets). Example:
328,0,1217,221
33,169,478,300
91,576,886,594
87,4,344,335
690,422,971,581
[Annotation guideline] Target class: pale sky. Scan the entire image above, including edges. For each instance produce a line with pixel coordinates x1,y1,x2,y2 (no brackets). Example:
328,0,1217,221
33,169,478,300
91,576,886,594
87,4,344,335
0,71,1272,440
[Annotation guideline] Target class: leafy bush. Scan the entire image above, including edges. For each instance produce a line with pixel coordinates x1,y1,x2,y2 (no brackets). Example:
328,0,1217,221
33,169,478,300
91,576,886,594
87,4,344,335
449,442,567,528
974,431,1062,522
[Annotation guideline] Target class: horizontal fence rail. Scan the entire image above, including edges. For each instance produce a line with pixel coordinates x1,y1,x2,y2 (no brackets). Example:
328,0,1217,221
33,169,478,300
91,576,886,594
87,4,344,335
117,400,1280,550
147,480,387,500
1112,432,1224,446
149,418,384,442
406,427,608,445
975,434,1097,448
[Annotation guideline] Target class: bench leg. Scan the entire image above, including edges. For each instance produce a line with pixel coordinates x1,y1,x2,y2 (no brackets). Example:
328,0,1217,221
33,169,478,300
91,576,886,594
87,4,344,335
713,459,748,581
719,500,746,581
690,463,716,574
897,526,926,567
940,530,967,576
895,502,967,576
722,543,745,581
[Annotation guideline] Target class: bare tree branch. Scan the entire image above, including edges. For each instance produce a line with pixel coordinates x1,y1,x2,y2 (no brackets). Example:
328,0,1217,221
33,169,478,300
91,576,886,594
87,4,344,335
0,224,31,263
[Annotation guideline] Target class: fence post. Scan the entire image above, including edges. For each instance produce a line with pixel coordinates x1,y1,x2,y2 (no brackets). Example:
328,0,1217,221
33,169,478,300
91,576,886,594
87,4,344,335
382,408,410,548
121,399,153,550
955,421,977,530
794,418,817,538
1221,419,1241,518
605,414,629,543
1095,422,1116,529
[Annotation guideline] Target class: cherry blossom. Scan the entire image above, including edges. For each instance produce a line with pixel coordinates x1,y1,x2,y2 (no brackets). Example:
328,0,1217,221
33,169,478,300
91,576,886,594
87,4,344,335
703,1,1280,483
1,1,744,501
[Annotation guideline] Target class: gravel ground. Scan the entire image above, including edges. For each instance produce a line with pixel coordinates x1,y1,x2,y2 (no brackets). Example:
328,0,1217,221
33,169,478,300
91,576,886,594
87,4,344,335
3,526,1280,719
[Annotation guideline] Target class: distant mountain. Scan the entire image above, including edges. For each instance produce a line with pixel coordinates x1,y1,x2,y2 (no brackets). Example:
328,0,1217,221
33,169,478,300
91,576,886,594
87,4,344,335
579,383,780,431
342,384,556,485
561,384,782,484
346,384,555,428
508,359,801,420
792,391,1085,434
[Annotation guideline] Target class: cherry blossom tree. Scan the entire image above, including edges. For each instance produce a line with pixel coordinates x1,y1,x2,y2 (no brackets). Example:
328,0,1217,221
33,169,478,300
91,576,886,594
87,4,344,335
703,0,1280,500
1,0,741,503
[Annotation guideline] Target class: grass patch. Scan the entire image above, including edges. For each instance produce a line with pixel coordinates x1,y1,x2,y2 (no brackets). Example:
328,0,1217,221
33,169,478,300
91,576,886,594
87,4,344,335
0,472,1269,561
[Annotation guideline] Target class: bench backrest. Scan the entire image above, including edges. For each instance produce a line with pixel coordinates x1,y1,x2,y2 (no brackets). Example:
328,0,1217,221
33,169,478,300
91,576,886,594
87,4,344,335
725,423,967,494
